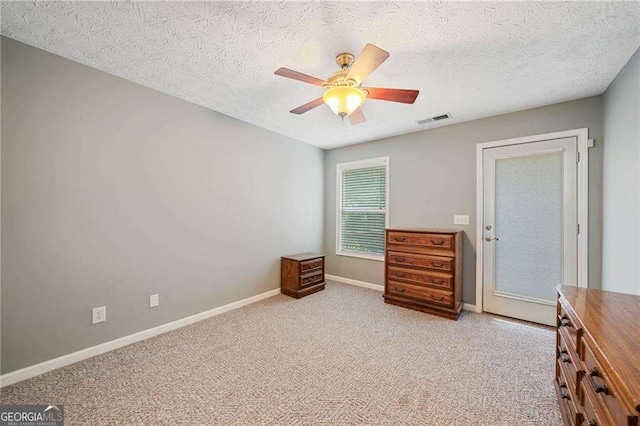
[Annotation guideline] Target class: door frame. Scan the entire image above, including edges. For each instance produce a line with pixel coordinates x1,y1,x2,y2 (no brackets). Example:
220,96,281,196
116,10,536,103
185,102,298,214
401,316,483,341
475,128,590,313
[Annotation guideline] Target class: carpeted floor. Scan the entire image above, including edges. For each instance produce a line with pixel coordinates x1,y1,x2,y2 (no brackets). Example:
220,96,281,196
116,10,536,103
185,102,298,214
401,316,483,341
1,282,562,425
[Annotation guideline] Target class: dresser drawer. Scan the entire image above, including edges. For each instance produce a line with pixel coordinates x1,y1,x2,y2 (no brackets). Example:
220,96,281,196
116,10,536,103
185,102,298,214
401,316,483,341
300,257,323,273
581,337,635,426
387,266,452,290
580,380,615,426
558,299,583,349
387,281,453,307
558,326,584,394
387,251,452,272
555,371,583,426
387,232,453,250
300,270,323,287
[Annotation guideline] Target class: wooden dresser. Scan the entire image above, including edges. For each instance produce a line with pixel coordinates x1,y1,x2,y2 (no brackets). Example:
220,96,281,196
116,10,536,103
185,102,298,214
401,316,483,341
383,228,463,320
281,253,325,299
556,285,640,426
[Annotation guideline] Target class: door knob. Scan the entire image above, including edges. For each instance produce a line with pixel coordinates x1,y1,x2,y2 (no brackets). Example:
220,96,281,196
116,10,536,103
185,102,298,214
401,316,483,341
485,237,499,242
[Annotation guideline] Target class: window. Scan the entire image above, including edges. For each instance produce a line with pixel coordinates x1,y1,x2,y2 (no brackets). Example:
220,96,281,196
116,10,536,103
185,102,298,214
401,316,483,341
336,157,389,261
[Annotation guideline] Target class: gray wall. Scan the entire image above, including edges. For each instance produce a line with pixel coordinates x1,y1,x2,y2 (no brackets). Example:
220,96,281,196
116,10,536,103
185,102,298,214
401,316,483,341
602,48,640,295
1,38,324,374
324,96,604,304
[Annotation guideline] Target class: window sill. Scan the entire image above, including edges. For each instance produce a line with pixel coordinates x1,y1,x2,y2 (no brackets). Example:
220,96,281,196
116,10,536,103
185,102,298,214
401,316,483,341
336,251,384,262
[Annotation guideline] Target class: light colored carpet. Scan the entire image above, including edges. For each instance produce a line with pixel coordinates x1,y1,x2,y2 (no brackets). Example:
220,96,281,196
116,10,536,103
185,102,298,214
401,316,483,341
1,282,562,425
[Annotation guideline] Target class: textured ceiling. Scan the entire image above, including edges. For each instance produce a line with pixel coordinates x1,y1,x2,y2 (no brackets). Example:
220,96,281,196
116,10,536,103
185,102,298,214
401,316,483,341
2,2,639,149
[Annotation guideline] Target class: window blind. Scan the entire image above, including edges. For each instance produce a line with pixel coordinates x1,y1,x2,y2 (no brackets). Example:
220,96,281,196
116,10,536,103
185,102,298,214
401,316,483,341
340,165,387,256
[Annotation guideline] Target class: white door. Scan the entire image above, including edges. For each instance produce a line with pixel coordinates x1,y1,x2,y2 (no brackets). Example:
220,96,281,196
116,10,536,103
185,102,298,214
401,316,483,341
482,137,578,326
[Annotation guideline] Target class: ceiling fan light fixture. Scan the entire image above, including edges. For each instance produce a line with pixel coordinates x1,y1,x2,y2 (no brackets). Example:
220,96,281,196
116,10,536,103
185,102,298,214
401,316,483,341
275,43,418,125
322,85,367,117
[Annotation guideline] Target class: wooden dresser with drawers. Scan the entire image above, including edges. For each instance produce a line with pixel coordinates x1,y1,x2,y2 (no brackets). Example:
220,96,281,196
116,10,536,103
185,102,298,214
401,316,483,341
556,285,640,426
383,228,463,320
281,252,325,299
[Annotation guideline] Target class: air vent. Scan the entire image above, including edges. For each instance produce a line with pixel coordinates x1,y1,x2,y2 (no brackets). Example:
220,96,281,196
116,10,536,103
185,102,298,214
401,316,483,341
432,113,450,121
417,113,451,125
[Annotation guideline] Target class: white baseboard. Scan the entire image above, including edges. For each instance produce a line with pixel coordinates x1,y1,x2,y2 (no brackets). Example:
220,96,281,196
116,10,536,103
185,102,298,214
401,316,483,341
0,288,281,388
326,274,482,313
463,303,481,313
325,274,383,291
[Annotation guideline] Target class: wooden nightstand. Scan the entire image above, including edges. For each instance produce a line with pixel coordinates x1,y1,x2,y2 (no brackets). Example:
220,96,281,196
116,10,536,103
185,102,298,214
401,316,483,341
281,253,325,299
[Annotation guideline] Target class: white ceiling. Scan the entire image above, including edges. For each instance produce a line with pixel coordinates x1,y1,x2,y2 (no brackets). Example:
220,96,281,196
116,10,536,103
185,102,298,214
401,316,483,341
2,2,639,149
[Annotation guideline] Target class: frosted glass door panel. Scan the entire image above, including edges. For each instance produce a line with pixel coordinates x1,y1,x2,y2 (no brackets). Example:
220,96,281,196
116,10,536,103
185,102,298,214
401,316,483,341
482,136,577,326
494,152,562,303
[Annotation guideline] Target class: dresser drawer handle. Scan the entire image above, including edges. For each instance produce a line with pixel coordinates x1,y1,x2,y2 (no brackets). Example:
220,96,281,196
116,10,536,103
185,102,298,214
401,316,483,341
430,239,445,246
560,318,571,328
430,295,445,301
394,272,406,278
588,420,597,426
394,237,406,242
559,348,568,355
558,383,570,400
394,287,406,293
394,257,405,262
560,354,571,364
432,262,445,268
594,383,608,395
587,367,609,394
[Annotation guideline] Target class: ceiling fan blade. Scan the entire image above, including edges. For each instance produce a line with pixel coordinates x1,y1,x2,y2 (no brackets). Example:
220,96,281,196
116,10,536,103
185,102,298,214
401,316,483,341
346,44,390,84
275,67,326,87
364,87,419,104
290,97,324,115
349,108,366,125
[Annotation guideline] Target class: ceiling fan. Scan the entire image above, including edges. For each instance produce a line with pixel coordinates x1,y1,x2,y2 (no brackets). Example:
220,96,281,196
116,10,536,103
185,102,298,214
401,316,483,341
274,44,419,125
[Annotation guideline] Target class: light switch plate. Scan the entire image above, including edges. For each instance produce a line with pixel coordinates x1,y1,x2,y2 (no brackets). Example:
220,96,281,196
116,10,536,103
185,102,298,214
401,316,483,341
150,294,159,308
454,215,470,225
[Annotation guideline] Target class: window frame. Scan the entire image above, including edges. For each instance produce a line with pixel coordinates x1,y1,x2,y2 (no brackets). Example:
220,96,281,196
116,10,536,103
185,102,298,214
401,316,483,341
336,156,390,261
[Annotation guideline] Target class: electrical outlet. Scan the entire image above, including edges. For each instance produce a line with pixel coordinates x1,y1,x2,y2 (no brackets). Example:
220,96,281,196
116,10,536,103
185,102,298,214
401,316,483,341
150,294,159,308
92,306,106,324
454,215,470,225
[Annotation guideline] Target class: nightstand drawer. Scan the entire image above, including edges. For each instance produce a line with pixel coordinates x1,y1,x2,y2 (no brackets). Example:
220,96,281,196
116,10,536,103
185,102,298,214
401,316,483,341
300,270,323,287
300,257,323,273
